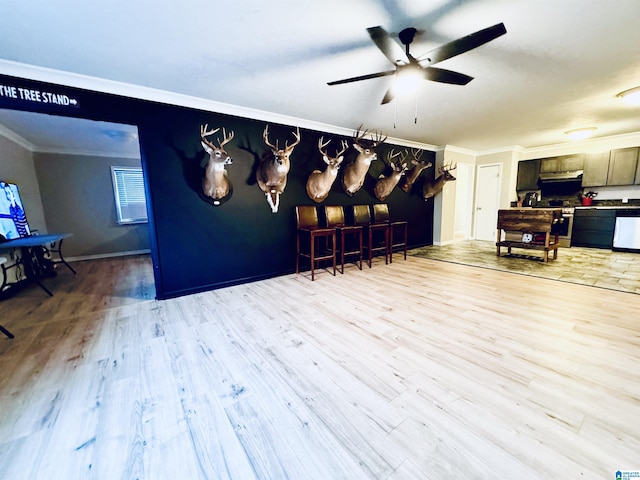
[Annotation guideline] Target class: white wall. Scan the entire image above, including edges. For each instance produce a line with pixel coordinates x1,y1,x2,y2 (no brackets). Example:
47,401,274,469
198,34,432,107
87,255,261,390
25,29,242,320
433,146,475,245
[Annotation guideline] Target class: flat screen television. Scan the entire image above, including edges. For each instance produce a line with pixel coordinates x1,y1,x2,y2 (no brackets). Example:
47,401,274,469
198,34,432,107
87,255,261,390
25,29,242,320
0,180,31,241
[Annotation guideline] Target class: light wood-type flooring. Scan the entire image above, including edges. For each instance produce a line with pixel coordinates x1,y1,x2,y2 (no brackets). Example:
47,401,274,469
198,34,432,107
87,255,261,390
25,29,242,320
0,254,639,479
410,240,640,294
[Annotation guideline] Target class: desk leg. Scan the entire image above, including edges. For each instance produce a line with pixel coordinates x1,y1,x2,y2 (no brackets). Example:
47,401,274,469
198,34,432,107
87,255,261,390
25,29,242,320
0,324,14,339
51,238,76,275
21,247,55,297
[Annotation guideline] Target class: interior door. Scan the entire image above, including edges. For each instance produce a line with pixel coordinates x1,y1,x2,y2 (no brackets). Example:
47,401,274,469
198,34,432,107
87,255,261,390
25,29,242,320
474,164,501,241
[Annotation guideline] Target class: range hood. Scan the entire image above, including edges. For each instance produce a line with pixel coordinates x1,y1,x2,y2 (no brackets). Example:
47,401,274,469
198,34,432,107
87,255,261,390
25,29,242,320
538,170,583,183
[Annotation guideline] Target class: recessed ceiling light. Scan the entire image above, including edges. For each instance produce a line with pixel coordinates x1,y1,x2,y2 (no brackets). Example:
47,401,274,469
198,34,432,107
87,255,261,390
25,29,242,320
565,127,597,140
617,86,640,106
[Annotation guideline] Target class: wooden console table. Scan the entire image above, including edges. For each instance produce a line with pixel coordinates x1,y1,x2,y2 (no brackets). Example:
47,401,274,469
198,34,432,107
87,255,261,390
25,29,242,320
496,209,562,262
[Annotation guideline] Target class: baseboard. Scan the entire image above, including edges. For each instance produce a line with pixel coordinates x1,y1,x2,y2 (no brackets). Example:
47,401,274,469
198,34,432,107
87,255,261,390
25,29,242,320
66,249,151,262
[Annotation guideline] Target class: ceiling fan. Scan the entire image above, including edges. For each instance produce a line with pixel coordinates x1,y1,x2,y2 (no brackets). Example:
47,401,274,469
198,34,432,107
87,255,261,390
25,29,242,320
327,23,507,104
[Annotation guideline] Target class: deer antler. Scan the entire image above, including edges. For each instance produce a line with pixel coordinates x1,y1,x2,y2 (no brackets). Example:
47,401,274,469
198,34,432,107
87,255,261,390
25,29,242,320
370,129,387,147
200,124,221,148
335,139,349,157
317,136,331,157
263,124,278,151
353,124,370,145
216,128,234,148
440,162,457,174
285,126,301,152
386,149,402,162
411,148,424,163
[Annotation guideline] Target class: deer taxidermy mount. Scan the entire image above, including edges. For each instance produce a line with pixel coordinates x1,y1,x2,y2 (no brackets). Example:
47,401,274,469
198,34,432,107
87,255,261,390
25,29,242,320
342,126,386,197
423,162,457,200
258,124,301,213
306,136,349,203
328,23,506,104
400,149,432,193
200,124,235,206
373,149,408,202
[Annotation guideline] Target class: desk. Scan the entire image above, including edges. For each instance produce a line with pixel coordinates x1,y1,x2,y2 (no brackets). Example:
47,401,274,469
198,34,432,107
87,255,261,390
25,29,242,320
0,233,75,299
0,256,13,338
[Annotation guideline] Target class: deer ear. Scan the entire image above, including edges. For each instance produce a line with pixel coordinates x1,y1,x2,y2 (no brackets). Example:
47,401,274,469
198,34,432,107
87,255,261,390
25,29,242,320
353,143,363,153
323,155,330,164
337,156,344,162
201,141,212,154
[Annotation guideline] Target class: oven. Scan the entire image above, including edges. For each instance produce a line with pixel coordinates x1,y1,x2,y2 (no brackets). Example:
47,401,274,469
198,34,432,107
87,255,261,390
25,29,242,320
557,207,574,247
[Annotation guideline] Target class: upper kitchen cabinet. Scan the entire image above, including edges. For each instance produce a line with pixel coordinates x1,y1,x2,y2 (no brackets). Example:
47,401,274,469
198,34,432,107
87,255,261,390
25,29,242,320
607,147,639,185
539,154,584,173
582,151,610,187
516,159,541,191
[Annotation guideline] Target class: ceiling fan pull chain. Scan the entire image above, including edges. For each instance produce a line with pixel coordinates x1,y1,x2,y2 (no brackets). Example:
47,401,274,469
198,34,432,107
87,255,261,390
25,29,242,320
394,100,397,129
414,97,418,124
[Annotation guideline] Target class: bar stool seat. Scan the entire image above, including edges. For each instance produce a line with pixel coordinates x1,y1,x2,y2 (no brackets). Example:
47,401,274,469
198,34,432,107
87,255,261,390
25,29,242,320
295,206,336,280
325,205,362,273
373,203,408,263
352,204,389,267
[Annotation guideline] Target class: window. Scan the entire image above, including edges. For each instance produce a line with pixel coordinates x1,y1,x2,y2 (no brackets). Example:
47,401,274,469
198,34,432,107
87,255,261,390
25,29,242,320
111,166,148,224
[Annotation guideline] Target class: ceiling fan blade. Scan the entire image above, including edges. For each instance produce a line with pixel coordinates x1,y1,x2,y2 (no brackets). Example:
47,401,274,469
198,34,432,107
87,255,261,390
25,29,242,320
367,26,409,66
327,70,396,86
423,67,473,85
381,87,395,105
417,22,507,65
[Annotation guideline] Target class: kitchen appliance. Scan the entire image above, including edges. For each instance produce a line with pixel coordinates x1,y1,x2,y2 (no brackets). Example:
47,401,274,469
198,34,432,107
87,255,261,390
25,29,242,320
538,170,583,182
612,210,640,252
557,207,574,248
523,192,538,207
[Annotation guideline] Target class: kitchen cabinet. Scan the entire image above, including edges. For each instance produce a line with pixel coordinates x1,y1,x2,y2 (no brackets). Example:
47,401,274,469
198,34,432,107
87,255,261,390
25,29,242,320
581,151,610,187
540,154,584,173
571,208,616,249
516,159,540,191
606,147,639,185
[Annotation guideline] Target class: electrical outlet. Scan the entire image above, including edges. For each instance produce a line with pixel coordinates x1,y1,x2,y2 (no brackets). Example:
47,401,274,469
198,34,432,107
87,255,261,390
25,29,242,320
622,197,629,203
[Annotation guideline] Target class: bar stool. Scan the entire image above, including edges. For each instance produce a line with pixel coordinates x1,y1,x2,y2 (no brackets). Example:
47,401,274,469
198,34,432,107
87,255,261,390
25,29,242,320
352,204,389,267
295,205,336,280
324,205,362,273
373,203,408,263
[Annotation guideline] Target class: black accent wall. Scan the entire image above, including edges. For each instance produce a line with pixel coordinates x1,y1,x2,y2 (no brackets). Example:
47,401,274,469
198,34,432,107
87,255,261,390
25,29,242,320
0,74,434,299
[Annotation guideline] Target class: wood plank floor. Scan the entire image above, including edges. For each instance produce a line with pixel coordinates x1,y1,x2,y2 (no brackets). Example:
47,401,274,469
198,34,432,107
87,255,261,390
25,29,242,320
0,254,639,479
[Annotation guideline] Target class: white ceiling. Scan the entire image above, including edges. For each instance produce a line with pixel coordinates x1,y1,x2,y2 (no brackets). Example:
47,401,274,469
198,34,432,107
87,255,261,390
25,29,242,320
1,0,640,155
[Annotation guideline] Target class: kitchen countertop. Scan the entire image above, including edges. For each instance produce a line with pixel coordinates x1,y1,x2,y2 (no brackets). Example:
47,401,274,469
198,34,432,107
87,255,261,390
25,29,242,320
574,206,640,209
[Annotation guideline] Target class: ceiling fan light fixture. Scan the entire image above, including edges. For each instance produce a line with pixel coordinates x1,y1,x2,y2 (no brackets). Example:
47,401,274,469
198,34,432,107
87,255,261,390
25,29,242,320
565,127,596,140
392,66,422,96
617,86,640,106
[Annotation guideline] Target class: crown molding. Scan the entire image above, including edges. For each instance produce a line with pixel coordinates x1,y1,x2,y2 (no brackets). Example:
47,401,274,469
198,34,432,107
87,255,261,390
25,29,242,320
0,123,36,151
0,60,437,152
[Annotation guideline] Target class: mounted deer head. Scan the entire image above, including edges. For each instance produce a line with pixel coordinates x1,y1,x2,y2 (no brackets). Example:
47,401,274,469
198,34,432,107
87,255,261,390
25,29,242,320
306,136,349,203
258,124,301,213
200,124,235,205
374,149,409,201
422,162,457,200
399,149,432,193
342,125,386,196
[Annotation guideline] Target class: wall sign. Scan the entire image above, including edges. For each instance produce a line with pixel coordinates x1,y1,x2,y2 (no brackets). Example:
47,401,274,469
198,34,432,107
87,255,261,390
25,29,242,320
0,82,79,109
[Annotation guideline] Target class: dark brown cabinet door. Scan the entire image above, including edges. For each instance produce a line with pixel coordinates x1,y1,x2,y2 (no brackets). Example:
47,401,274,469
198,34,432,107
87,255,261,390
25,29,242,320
516,159,541,191
607,147,639,185
582,151,610,187
572,208,616,249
